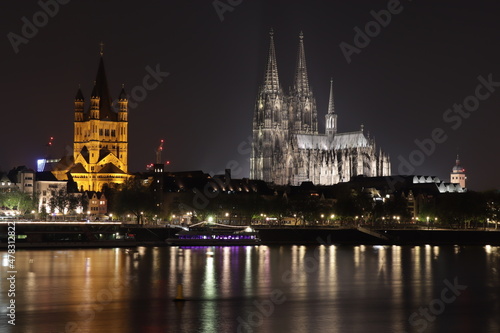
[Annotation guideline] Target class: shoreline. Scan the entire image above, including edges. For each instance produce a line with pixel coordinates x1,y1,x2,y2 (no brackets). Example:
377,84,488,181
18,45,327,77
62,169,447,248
2,227,500,249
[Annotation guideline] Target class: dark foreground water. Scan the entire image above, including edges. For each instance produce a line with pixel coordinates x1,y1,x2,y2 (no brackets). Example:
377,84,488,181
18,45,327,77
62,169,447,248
1,244,500,333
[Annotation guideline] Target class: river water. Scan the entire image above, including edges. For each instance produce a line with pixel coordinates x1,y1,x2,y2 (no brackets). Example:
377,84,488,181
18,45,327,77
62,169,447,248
1,244,499,333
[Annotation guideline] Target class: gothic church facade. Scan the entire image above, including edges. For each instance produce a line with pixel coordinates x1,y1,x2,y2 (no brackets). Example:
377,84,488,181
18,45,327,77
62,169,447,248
53,53,130,191
250,31,391,185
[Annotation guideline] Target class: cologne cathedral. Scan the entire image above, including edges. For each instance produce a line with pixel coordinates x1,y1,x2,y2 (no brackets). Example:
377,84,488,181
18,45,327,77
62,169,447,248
250,31,391,185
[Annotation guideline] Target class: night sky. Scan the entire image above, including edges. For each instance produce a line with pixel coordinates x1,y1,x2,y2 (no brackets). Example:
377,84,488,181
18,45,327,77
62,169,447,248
1,0,499,191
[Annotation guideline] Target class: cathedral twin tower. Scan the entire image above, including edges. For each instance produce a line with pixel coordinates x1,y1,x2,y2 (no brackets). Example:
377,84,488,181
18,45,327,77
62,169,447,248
250,31,391,185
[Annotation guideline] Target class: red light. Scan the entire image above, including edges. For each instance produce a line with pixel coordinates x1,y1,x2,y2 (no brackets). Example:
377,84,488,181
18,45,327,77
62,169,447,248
166,161,170,165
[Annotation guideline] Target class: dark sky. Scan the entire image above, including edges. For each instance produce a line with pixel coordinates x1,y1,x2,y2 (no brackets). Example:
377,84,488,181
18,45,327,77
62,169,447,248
1,0,499,191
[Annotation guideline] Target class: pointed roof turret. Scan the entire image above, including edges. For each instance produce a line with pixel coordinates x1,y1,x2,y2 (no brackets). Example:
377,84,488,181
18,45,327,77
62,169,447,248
75,85,84,101
118,84,127,100
294,31,310,94
327,78,335,114
263,28,280,94
453,154,465,173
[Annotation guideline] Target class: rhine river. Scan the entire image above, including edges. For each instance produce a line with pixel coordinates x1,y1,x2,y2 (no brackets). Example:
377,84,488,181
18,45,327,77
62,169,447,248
1,244,500,333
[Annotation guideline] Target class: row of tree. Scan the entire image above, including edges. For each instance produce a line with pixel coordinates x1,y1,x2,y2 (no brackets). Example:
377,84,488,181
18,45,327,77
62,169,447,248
3,176,499,229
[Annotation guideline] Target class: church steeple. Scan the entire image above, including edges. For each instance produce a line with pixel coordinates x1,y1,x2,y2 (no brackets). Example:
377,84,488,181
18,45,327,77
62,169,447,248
263,28,280,94
70,45,130,191
92,55,114,120
325,78,337,138
327,78,335,114
294,31,310,94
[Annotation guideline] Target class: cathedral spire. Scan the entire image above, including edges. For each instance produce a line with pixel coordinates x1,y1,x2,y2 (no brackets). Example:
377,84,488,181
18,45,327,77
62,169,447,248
327,78,335,114
263,28,280,94
294,31,310,94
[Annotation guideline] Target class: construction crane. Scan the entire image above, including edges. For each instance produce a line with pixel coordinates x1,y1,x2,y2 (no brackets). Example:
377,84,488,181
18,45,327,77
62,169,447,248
156,139,164,164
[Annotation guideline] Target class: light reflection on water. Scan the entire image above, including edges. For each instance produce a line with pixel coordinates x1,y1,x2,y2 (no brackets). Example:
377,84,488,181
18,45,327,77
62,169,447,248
0,245,499,333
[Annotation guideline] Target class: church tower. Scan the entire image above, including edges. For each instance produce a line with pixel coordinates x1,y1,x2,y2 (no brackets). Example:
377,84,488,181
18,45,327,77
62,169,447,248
450,155,466,188
325,78,337,139
70,48,129,191
250,31,391,186
251,29,288,183
290,32,318,134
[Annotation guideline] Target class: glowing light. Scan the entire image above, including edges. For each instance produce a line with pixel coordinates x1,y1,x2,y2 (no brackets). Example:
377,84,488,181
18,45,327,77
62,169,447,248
0,221,122,225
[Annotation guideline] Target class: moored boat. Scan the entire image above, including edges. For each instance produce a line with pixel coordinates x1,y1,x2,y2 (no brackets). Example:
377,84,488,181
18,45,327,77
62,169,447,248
166,222,260,246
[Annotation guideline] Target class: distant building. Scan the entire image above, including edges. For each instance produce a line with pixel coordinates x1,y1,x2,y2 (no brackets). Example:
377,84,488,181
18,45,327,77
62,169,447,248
84,191,107,217
35,172,68,214
250,31,391,186
0,172,16,192
53,51,130,191
450,155,466,188
137,169,273,224
412,175,466,193
8,166,35,197
36,158,61,173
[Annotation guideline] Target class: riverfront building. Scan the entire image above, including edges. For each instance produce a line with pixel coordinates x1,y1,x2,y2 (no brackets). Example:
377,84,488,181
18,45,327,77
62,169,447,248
53,51,130,191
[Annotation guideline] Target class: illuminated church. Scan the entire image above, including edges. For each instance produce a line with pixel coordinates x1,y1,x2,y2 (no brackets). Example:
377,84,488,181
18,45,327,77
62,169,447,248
250,31,391,185
53,51,129,191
